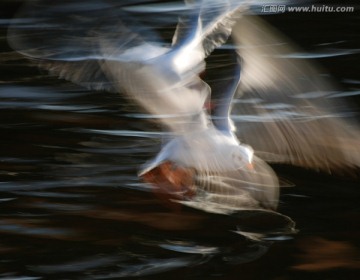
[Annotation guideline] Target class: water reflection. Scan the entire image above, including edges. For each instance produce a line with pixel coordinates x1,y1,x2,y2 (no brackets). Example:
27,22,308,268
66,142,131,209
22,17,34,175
292,237,360,271
0,181,296,278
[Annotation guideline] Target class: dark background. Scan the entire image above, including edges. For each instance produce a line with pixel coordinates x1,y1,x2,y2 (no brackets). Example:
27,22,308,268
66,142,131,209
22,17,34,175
0,1,359,279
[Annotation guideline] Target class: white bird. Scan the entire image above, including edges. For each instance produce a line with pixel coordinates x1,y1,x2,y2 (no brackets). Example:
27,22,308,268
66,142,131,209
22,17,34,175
7,0,360,215
93,0,280,213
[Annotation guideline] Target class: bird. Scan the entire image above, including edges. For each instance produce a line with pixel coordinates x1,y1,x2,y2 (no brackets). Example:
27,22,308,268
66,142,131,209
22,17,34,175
7,0,360,215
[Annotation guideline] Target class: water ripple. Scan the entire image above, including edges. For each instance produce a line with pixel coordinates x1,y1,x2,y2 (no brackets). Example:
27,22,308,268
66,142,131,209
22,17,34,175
159,242,219,255
30,255,120,274
0,220,75,238
79,129,170,138
273,48,360,59
91,257,194,279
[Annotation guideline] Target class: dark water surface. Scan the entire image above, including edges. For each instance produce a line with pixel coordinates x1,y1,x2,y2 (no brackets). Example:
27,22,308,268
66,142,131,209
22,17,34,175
0,1,360,279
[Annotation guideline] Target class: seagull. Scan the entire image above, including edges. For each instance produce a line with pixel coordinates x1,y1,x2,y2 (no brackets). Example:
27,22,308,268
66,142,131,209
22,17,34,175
7,0,360,215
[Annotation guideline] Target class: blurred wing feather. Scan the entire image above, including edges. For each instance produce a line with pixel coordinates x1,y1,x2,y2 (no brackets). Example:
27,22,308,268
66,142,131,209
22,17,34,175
231,15,360,171
38,60,116,92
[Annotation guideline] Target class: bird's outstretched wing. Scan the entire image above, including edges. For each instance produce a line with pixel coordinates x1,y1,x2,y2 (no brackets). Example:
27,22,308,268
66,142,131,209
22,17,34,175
7,1,122,92
7,0,212,133
231,15,360,172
